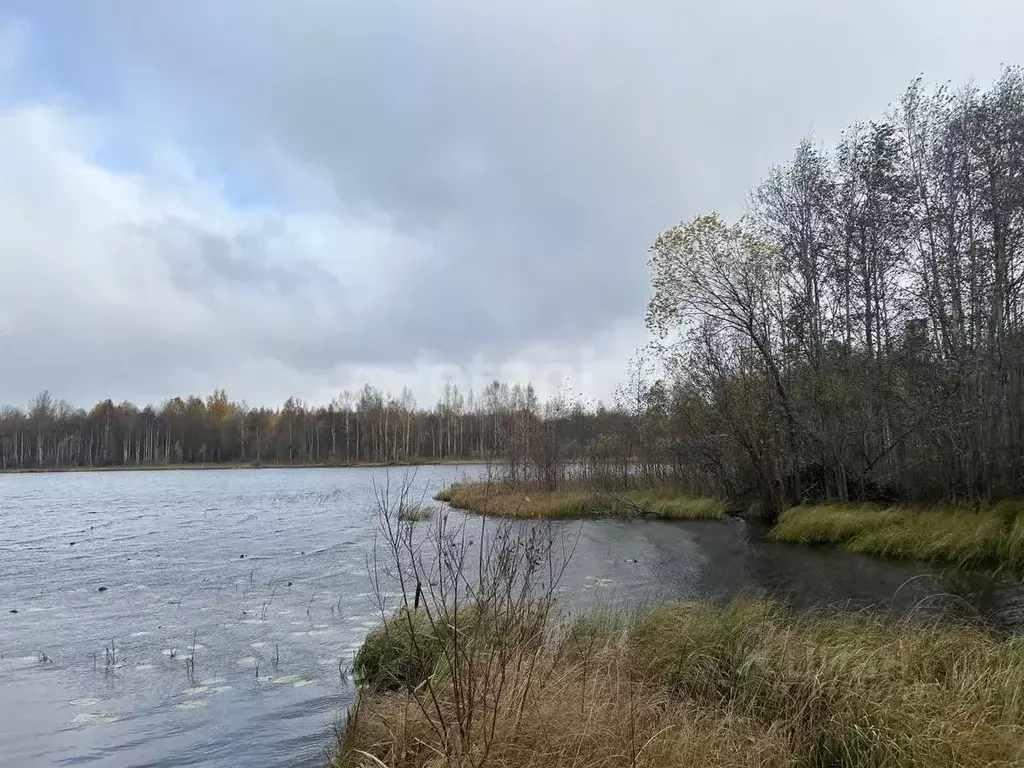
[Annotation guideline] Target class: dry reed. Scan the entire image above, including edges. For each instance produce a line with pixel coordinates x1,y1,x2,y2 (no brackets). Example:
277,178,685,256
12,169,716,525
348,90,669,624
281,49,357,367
433,482,724,521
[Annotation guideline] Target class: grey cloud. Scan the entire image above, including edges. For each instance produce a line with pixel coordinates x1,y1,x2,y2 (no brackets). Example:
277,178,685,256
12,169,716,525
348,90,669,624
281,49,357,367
133,217,340,305
5,0,1024,403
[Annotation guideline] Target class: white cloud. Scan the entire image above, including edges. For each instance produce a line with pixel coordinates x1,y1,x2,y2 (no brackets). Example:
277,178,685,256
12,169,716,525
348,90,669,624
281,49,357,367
0,98,643,408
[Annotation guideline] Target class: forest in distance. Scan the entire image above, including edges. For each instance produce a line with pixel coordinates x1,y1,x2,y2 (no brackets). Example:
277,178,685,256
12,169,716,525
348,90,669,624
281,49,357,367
0,381,578,471
6,69,1024,519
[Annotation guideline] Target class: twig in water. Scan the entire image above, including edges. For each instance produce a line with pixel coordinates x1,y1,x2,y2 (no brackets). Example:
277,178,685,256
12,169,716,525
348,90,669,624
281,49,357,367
306,584,320,617
260,587,277,620
186,631,198,682
104,640,116,671
273,644,279,668
254,659,260,681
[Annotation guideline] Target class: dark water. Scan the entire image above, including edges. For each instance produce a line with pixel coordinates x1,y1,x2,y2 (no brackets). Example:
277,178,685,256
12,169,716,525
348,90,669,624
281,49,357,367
3,467,1024,768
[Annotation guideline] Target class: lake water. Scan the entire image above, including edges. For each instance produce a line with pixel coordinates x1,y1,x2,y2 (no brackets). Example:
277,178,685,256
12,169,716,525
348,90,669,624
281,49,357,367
3,466,1024,767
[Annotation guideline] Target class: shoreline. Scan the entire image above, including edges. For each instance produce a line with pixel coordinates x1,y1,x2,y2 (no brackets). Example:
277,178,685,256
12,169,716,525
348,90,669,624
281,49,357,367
0,459,486,476
435,482,1024,571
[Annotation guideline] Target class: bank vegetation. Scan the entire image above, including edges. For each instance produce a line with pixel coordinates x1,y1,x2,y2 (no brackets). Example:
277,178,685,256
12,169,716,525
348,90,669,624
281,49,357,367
331,483,1024,768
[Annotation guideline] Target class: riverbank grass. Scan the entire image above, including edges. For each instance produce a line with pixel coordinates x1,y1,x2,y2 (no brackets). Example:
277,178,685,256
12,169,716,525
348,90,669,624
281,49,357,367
433,482,724,520
334,598,1024,767
771,501,1024,569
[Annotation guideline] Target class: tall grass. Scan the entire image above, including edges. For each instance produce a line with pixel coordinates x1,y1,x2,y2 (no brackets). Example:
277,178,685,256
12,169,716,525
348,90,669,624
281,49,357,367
621,490,725,520
433,482,724,521
333,598,1024,768
771,501,1024,569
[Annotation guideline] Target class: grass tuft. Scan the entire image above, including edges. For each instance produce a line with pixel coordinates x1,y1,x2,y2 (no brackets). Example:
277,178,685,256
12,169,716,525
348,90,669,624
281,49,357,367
353,608,445,691
432,485,456,503
396,503,434,522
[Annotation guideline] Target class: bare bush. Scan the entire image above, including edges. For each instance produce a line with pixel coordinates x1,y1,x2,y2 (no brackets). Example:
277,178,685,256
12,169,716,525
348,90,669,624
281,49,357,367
341,474,578,765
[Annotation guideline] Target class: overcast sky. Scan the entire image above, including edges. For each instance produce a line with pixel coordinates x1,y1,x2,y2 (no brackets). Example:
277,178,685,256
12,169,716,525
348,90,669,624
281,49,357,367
0,1,1021,409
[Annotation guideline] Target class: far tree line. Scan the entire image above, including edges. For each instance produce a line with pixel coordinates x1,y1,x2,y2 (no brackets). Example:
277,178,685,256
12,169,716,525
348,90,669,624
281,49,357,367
0,382,577,470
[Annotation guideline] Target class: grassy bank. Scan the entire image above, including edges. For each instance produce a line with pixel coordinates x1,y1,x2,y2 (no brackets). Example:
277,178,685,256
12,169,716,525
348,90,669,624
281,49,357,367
332,598,1024,767
433,482,724,520
770,502,1024,570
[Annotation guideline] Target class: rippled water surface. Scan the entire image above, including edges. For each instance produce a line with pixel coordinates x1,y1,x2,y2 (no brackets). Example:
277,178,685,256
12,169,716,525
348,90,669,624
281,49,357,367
3,466,1024,767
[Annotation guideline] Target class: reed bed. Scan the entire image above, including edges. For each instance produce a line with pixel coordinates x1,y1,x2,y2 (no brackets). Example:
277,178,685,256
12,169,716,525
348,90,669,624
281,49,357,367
433,482,724,521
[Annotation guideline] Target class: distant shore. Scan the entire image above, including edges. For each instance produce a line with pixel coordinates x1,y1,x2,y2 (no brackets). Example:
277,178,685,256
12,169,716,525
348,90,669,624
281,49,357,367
0,459,485,475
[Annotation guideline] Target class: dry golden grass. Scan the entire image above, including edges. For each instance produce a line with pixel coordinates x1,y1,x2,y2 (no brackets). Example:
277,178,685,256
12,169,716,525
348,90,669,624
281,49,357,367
771,501,1024,569
433,482,724,521
332,599,1024,768
338,661,794,768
